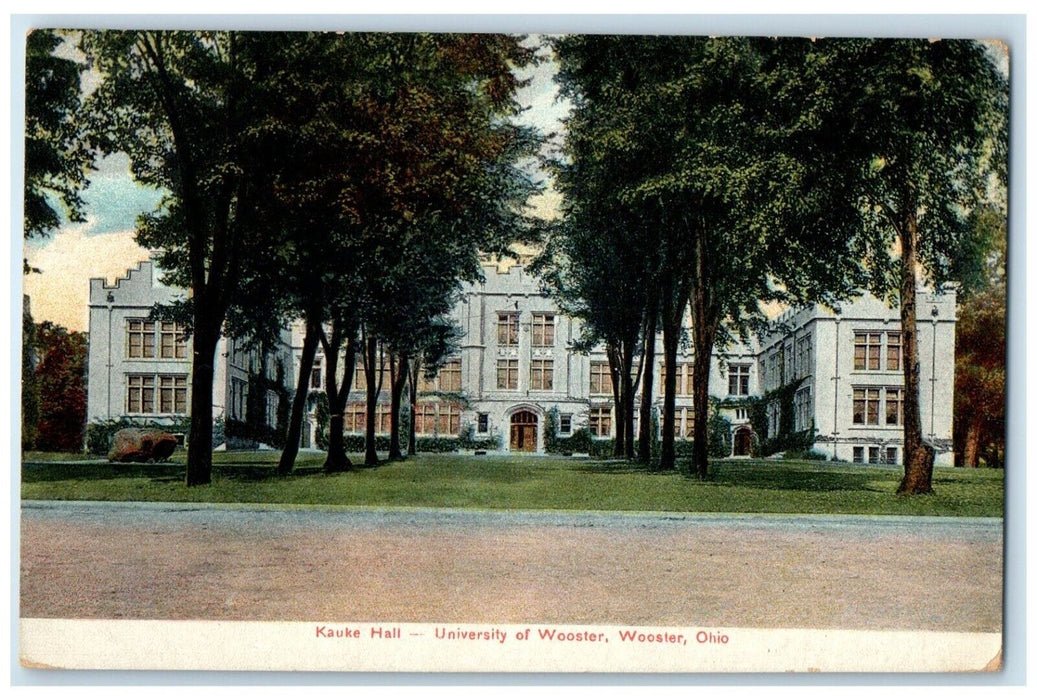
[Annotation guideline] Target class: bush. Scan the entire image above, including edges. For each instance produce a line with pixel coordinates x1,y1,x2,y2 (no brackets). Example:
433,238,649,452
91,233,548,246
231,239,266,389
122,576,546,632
708,412,732,458
784,448,829,461
85,416,191,455
548,427,595,455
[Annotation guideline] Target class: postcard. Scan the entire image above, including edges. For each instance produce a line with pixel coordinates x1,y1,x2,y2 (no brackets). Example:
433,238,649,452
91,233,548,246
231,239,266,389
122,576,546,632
16,19,1010,675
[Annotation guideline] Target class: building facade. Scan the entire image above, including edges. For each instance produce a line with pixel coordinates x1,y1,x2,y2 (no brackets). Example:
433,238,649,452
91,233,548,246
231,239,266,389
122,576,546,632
299,259,954,465
88,259,955,465
86,261,294,445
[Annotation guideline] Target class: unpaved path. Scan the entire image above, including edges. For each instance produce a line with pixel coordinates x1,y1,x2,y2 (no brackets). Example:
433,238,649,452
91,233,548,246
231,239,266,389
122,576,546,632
20,501,1002,632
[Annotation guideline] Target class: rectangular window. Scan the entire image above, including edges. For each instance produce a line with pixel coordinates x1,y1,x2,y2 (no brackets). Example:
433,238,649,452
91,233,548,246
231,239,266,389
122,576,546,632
767,402,780,437
854,332,882,371
853,446,865,463
477,413,489,433
438,358,462,392
126,375,154,413
868,446,881,464
589,361,612,395
660,362,691,396
127,320,156,359
886,332,902,371
158,375,188,414
794,387,812,432
414,404,435,435
681,407,695,438
796,335,812,378
728,365,750,396
589,406,612,437
531,314,555,347
266,392,279,427
530,359,554,391
496,359,519,390
352,364,366,392
853,387,881,425
885,447,898,465
885,387,903,426
559,414,572,435
376,405,393,434
158,321,187,359
436,404,461,436
127,374,187,415
497,313,519,347
415,403,460,436
417,371,437,392
345,403,366,433
310,356,323,390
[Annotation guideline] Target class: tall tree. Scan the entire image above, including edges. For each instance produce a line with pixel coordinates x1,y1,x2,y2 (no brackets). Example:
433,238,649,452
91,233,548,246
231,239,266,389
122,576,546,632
81,30,275,486
31,322,88,452
24,29,93,240
821,39,1008,493
953,206,1006,468
552,36,871,478
21,304,41,450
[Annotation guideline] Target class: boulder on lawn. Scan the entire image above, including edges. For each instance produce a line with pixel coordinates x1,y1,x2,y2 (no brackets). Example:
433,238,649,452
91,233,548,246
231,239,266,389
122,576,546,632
108,428,178,463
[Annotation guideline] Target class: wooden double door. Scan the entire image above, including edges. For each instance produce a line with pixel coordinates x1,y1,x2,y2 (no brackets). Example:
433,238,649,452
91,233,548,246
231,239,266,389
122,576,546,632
510,410,538,452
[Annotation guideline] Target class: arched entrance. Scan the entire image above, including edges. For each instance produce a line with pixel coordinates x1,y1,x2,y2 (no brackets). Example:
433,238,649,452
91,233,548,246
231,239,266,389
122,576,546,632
510,410,539,452
733,426,753,457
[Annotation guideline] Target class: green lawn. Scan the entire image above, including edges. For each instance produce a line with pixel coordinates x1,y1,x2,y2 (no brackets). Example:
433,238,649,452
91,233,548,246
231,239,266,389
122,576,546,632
19,451,1003,517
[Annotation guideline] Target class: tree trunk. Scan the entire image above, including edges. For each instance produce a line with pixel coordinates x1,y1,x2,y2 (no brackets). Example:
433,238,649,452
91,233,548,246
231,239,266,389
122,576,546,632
690,319,717,480
620,336,637,460
322,325,355,473
185,323,219,486
638,308,658,466
688,226,718,481
407,358,420,456
388,352,408,461
896,210,936,495
607,344,625,458
659,311,680,472
277,313,320,475
363,336,381,467
962,418,983,468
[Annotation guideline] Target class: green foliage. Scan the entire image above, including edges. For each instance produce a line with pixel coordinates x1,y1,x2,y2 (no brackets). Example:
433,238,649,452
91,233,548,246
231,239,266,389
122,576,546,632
85,416,191,456
457,423,501,451
708,412,733,460
952,205,1006,468
308,391,330,452
784,448,829,461
29,322,87,452
24,29,94,239
237,352,293,449
21,307,40,450
212,415,225,450
746,379,817,457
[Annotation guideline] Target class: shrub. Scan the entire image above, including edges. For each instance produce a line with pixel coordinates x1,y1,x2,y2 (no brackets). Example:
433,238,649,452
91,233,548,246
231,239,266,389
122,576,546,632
708,412,732,458
85,416,191,455
785,448,829,461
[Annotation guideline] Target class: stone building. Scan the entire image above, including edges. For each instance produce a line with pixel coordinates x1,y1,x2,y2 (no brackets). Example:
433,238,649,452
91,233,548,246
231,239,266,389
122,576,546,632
87,258,955,464
86,261,294,445
299,259,954,465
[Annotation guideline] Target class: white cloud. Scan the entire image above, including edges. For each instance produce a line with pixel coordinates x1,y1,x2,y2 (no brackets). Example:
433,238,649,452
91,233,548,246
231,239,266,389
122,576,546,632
23,223,152,332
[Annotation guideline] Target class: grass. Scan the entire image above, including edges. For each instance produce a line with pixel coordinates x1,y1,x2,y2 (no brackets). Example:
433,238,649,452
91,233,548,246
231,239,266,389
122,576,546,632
19,451,1004,518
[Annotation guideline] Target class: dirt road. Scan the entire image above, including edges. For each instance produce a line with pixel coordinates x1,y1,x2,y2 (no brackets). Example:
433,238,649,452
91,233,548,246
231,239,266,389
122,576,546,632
20,501,1003,632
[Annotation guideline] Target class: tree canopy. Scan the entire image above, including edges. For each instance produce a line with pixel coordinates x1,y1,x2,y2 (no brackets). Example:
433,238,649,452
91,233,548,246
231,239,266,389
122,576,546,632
24,29,94,240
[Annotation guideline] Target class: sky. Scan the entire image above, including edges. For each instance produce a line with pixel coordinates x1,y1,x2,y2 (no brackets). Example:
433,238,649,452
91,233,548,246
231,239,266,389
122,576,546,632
20,33,572,332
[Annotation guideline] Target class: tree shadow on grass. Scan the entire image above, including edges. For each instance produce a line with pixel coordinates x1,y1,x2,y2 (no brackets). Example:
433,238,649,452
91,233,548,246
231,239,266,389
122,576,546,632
21,461,187,483
575,459,898,493
20,461,332,484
